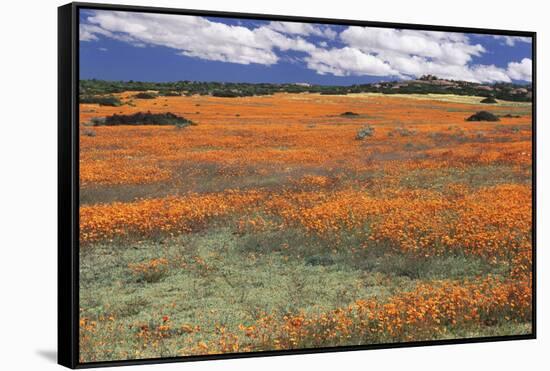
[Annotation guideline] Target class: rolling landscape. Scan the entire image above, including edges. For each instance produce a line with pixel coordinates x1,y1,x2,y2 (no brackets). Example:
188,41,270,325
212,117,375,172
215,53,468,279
77,8,533,363
78,78,532,362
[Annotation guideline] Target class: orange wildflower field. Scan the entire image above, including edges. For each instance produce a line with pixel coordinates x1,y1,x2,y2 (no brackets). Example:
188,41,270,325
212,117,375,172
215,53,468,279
79,92,532,362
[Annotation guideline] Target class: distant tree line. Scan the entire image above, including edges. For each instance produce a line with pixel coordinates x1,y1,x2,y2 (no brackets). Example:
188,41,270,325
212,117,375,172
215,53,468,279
79,78,532,102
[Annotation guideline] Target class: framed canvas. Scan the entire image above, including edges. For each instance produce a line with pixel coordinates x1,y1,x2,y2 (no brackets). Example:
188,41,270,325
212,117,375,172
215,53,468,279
58,2,536,368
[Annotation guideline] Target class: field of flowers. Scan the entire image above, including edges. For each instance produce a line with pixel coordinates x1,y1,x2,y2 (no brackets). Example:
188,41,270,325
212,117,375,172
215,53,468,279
79,92,532,362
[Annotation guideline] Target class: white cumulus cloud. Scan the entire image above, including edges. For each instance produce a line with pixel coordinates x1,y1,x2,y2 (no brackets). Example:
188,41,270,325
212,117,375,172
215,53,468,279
507,58,532,81
493,35,532,46
316,26,531,83
80,24,112,41
267,21,337,39
340,27,485,66
80,10,533,83
82,11,318,65
304,47,399,77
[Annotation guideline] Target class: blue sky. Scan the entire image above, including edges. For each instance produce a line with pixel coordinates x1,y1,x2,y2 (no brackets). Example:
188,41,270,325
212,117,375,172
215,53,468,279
79,9,532,85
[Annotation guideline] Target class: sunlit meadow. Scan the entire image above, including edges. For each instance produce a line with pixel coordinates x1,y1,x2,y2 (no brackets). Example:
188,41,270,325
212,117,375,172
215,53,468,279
79,92,532,362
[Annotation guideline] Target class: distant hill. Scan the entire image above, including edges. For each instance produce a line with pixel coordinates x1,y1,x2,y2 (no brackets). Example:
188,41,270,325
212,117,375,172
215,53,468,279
80,76,532,102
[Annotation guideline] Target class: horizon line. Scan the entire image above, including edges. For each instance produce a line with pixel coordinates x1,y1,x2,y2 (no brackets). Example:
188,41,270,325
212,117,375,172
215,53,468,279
79,77,532,87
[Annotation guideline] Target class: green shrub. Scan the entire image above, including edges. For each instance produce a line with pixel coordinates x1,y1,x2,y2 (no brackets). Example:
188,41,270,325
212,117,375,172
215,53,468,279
305,255,335,266
85,117,106,126
212,90,243,97
88,111,195,127
389,127,417,137
340,111,360,117
466,111,500,122
80,95,122,106
480,97,498,104
320,90,348,95
82,128,96,137
134,92,158,99
356,125,375,140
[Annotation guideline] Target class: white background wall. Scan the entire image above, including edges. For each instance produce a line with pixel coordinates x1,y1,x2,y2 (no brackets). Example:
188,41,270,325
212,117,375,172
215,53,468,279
0,0,545,369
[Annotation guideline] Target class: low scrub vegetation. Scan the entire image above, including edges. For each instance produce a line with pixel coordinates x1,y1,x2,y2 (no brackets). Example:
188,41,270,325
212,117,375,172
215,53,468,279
340,111,360,117
356,125,375,140
82,128,96,137
87,111,195,127
320,89,348,95
159,91,182,97
79,78,533,102
480,97,498,104
466,111,500,122
134,92,158,99
389,127,417,137
80,95,122,107
128,258,169,283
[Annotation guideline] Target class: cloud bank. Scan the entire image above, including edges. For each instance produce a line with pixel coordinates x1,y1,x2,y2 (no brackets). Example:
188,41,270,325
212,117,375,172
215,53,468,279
493,35,532,47
80,10,532,83
506,58,532,81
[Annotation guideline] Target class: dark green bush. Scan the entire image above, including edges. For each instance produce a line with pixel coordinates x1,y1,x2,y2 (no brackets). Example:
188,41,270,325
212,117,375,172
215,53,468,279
80,95,122,107
159,91,181,96
466,111,500,122
480,97,498,104
89,111,195,127
212,90,242,98
134,92,158,99
320,90,348,95
340,111,360,117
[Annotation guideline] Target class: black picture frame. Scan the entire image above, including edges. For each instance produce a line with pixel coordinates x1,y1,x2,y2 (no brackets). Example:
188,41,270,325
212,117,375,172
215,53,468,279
58,2,537,368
